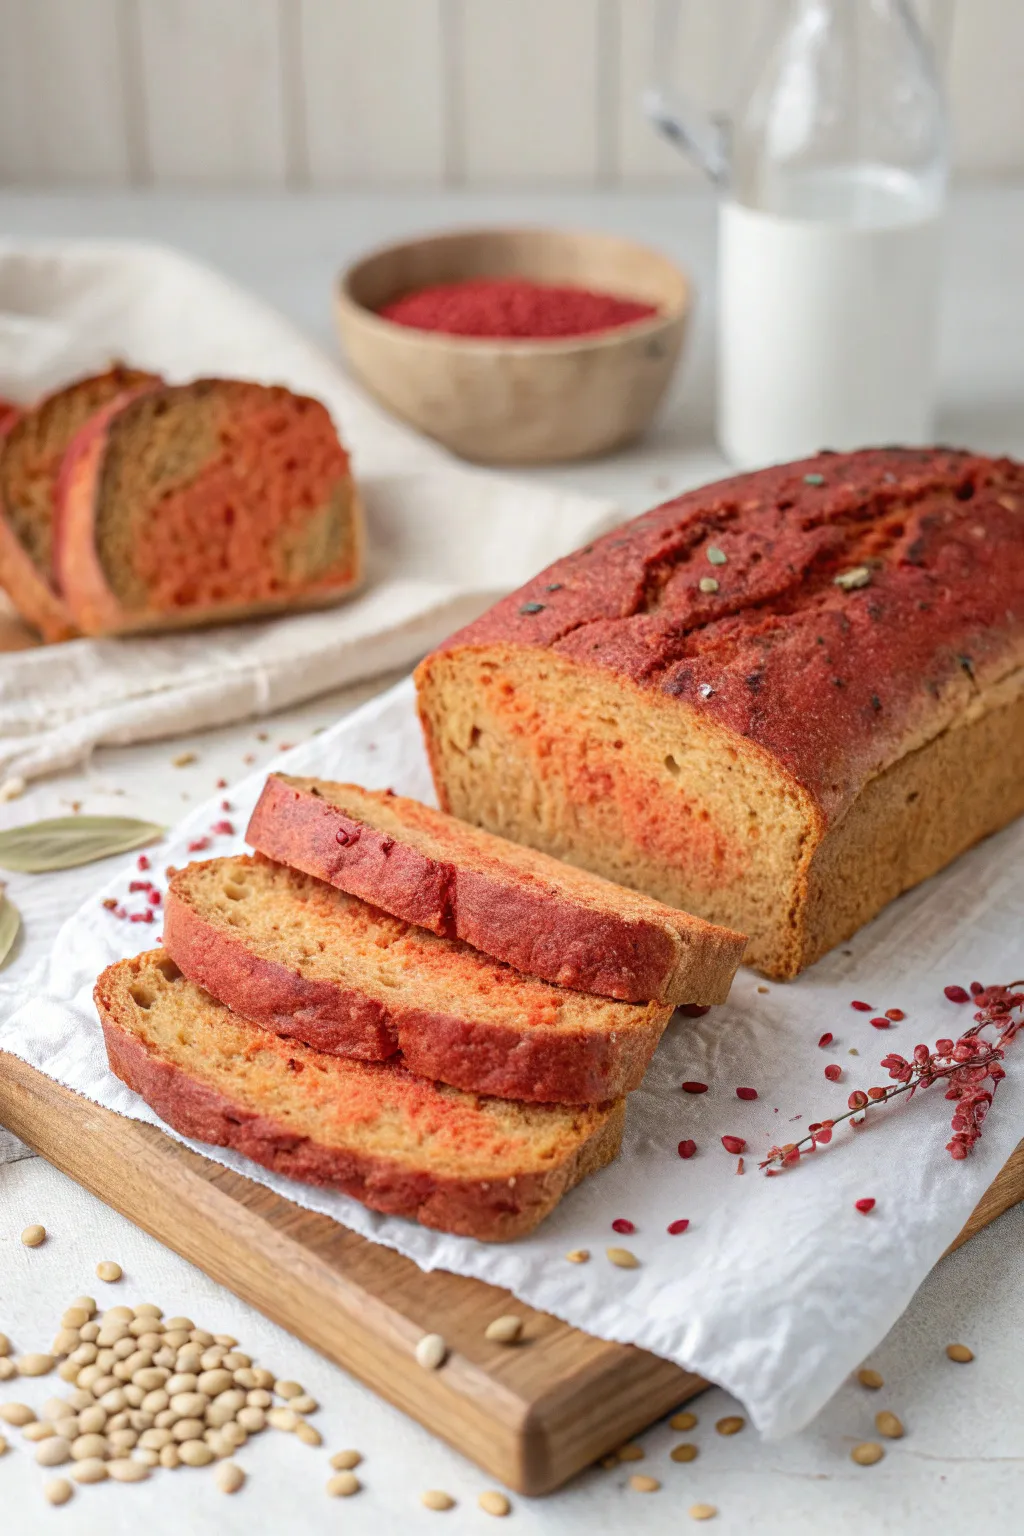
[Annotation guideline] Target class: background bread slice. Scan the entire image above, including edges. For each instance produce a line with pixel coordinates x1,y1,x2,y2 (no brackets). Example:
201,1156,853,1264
55,378,363,637
164,854,673,1103
96,950,625,1241
246,775,745,1005
0,365,158,640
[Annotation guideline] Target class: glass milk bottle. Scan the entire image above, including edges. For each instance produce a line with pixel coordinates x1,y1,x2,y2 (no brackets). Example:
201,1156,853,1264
649,0,948,466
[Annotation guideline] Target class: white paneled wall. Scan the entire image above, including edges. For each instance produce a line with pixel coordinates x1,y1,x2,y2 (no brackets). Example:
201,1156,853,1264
0,0,1021,188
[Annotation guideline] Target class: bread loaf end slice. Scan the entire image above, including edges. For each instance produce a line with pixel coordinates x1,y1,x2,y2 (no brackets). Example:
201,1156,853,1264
246,775,745,1006
96,950,625,1241
0,365,158,640
56,379,363,637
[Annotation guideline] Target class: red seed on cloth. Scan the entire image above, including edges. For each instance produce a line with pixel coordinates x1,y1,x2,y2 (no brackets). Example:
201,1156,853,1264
855,1198,876,1214
611,1219,635,1235
851,1000,873,1012
681,1082,708,1094
721,1135,746,1154
677,1140,697,1160
824,1064,842,1081
667,1219,690,1235
736,1087,758,1101
818,1033,834,1047
944,985,970,1004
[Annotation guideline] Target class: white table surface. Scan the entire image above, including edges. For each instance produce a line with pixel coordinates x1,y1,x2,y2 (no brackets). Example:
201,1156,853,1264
1,185,1023,1534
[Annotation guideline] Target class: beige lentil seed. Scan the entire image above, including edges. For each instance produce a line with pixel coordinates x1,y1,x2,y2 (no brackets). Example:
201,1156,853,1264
57,1361,79,1382
165,1318,195,1335
51,1329,80,1356
161,1332,190,1352
216,1461,245,1494
251,1367,275,1390
274,1378,303,1398
165,1371,198,1395
65,1390,93,1412
716,1416,745,1436
134,1303,162,1319
72,1432,109,1461
478,1491,511,1517
79,1322,100,1343
62,1308,89,1330
179,1440,214,1468
142,1390,169,1415
108,1457,149,1482
670,1411,698,1431
484,1316,523,1345
288,1395,318,1415
267,1407,299,1432
689,1504,718,1521
236,1406,265,1433
75,1364,104,1391
21,1223,46,1247
213,1334,237,1349
246,1388,272,1409
947,1343,974,1363
107,1429,139,1452
135,1368,170,1393
134,1330,163,1349
98,1387,128,1412
107,1411,131,1432
189,1328,214,1347
233,1367,258,1389
154,1409,178,1429
330,1449,363,1470
219,1422,247,1449
140,1427,174,1450
222,1352,250,1371
199,1348,225,1371
671,1443,699,1463
72,1458,107,1484
0,1334,9,1357
606,1247,640,1269
326,1471,360,1497
295,1421,322,1447
122,1349,152,1374
69,1344,98,1367
422,1490,455,1511
0,1403,36,1426
0,1359,16,1381
18,1353,55,1377
36,1436,72,1467
171,1419,206,1443
170,1392,209,1419
851,1441,885,1466
153,1347,177,1369
44,1477,73,1506
857,1367,884,1389
24,1421,57,1442
159,1443,180,1469
72,1297,97,1318
134,1447,160,1468
104,1306,134,1324
415,1334,447,1371
123,1384,144,1408
96,1324,129,1347
197,1368,233,1397
76,1407,107,1435
95,1261,122,1283
630,1474,661,1492
617,1444,645,1462
875,1410,905,1439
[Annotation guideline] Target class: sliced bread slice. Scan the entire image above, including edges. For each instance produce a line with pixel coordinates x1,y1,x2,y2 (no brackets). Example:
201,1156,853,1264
246,775,746,1005
165,854,673,1103
55,379,363,637
96,949,624,1241
0,365,158,640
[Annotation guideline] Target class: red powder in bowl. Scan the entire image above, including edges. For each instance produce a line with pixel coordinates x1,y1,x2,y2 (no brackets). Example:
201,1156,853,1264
378,277,659,339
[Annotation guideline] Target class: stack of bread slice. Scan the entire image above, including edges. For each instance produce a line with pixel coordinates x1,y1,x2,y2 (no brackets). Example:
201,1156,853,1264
96,776,745,1241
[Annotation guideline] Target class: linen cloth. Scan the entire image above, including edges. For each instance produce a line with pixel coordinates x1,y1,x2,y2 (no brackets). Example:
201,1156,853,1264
0,238,618,783
1,676,1020,1439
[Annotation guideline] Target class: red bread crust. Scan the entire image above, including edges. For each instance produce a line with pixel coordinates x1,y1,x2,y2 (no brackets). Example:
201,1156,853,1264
0,403,81,643
163,869,666,1103
99,1002,624,1242
246,775,743,1006
423,447,1024,823
55,381,364,638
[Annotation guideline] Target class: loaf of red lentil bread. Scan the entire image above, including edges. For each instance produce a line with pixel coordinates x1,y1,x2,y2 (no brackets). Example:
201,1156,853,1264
245,774,745,1006
0,365,159,640
55,378,363,637
415,448,1024,980
97,950,624,1240
164,853,673,1104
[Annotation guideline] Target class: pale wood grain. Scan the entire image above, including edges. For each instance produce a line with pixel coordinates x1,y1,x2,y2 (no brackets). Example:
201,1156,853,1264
134,0,288,185
299,0,446,186
0,1053,703,1494
455,0,601,184
0,0,130,184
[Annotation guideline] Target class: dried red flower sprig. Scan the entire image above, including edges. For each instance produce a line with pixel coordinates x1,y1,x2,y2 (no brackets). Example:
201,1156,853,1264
761,982,1024,1172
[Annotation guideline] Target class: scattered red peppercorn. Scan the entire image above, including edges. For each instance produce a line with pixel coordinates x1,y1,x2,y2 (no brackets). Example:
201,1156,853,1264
611,1218,635,1235
136,854,150,871
666,1219,690,1235
944,985,970,1004
379,277,659,339
855,1198,876,1214
885,1008,905,1021
101,897,118,911
677,1140,697,1159
681,1081,708,1094
736,1087,758,1101
848,1090,869,1110
721,1135,746,1154
187,837,211,853
818,1032,834,1047
969,981,985,996
129,909,155,924
220,799,232,812
216,778,228,789
148,890,161,905
870,1017,891,1029
851,1000,873,1011
867,1086,887,1100
128,880,152,893
824,1064,843,1081
211,820,234,836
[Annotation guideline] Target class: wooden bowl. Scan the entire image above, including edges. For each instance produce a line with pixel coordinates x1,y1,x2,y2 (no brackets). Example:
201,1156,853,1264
334,227,690,464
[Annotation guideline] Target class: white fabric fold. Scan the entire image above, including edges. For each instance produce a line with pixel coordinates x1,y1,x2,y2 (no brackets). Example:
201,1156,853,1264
2,677,1020,1438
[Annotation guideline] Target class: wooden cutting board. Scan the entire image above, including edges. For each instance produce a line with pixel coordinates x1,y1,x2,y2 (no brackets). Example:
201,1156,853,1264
2,1053,1022,1495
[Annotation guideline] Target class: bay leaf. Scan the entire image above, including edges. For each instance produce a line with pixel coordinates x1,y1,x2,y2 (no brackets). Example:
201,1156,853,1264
0,888,19,968
0,816,164,873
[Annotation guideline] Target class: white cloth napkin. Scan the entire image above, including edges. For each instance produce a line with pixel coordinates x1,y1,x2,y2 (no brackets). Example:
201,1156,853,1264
0,239,618,783
1,676,1021,1439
